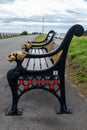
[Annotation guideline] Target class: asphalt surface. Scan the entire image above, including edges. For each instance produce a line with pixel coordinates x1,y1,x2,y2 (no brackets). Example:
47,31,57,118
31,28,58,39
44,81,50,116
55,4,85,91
0,35,87,130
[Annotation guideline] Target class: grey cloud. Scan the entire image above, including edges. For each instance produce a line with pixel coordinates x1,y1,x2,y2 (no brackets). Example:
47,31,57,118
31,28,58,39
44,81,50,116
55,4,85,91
0,17,42,23
67,10,81,15
60,18,80,24
45,11,81,24
0,15,59,24
29,15,58,23
0,0,15,4
0,13,85,33
0,14,80,25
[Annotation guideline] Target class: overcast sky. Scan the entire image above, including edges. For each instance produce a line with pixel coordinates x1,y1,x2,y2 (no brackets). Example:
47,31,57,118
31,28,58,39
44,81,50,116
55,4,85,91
0,0,87,33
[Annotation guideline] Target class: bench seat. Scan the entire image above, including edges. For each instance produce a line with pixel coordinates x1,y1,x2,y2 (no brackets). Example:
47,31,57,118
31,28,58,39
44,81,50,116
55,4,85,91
22,49,53,70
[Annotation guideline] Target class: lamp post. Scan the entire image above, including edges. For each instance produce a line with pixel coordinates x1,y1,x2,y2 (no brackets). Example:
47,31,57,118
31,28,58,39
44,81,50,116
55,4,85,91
42,17,44,34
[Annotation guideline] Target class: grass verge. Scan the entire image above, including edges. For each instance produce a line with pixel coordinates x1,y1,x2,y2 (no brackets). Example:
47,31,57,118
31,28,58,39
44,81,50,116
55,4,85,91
66,36,87,97
34,33,46,42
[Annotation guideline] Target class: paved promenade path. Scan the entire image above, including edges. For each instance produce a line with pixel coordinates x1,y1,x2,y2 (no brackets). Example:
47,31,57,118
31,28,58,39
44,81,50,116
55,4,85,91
0,35,87,130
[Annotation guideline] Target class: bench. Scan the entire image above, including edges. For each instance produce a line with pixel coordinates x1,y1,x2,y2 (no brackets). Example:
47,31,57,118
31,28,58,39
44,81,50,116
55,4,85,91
21,30,56,52
6,24,84,116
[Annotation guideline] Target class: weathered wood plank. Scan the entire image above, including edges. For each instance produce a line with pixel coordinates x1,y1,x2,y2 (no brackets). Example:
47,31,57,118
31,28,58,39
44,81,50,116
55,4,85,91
39,49,48,69
23,48,53,70
42,49,53,68
22,58,29,69
22,49,32,69
27,49,35,70
34,49,41,70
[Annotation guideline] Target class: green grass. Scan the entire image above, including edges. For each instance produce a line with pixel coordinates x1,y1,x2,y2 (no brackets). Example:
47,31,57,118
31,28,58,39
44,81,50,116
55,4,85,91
34,33,46,42
67,36,87,96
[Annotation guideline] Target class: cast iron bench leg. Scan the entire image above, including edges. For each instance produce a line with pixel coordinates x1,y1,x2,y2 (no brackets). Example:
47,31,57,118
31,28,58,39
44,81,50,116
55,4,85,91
5,69,23,116
55,68,72,114
5,87,23,116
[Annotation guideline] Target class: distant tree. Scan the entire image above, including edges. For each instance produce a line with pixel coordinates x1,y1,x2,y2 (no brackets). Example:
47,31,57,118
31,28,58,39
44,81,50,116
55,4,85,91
21,31,28,35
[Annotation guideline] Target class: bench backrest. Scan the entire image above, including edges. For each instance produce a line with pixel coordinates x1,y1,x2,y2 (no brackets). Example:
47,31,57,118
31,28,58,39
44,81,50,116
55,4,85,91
32,30,56,49
48,32,63,51
46,30,55,43
32,30,55,44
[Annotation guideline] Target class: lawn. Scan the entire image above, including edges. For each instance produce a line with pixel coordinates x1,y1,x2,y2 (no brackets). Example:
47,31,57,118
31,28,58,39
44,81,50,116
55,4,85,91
34,33,46,42
67,36,87,96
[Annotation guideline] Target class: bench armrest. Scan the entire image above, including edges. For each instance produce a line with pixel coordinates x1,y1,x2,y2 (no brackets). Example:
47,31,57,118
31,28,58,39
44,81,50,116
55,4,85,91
25,47,62,58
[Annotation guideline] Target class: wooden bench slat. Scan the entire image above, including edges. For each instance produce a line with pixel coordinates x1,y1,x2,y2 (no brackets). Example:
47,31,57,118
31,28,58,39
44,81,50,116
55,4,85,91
39,49,48,69
34,49,41,70
22,58,29,68
22,49,32,68
26,49,53,70
42,49,53,68
27,49,35,70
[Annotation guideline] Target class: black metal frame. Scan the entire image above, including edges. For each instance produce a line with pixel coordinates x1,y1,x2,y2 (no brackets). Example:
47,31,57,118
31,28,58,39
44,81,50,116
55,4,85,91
6,24,84,116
